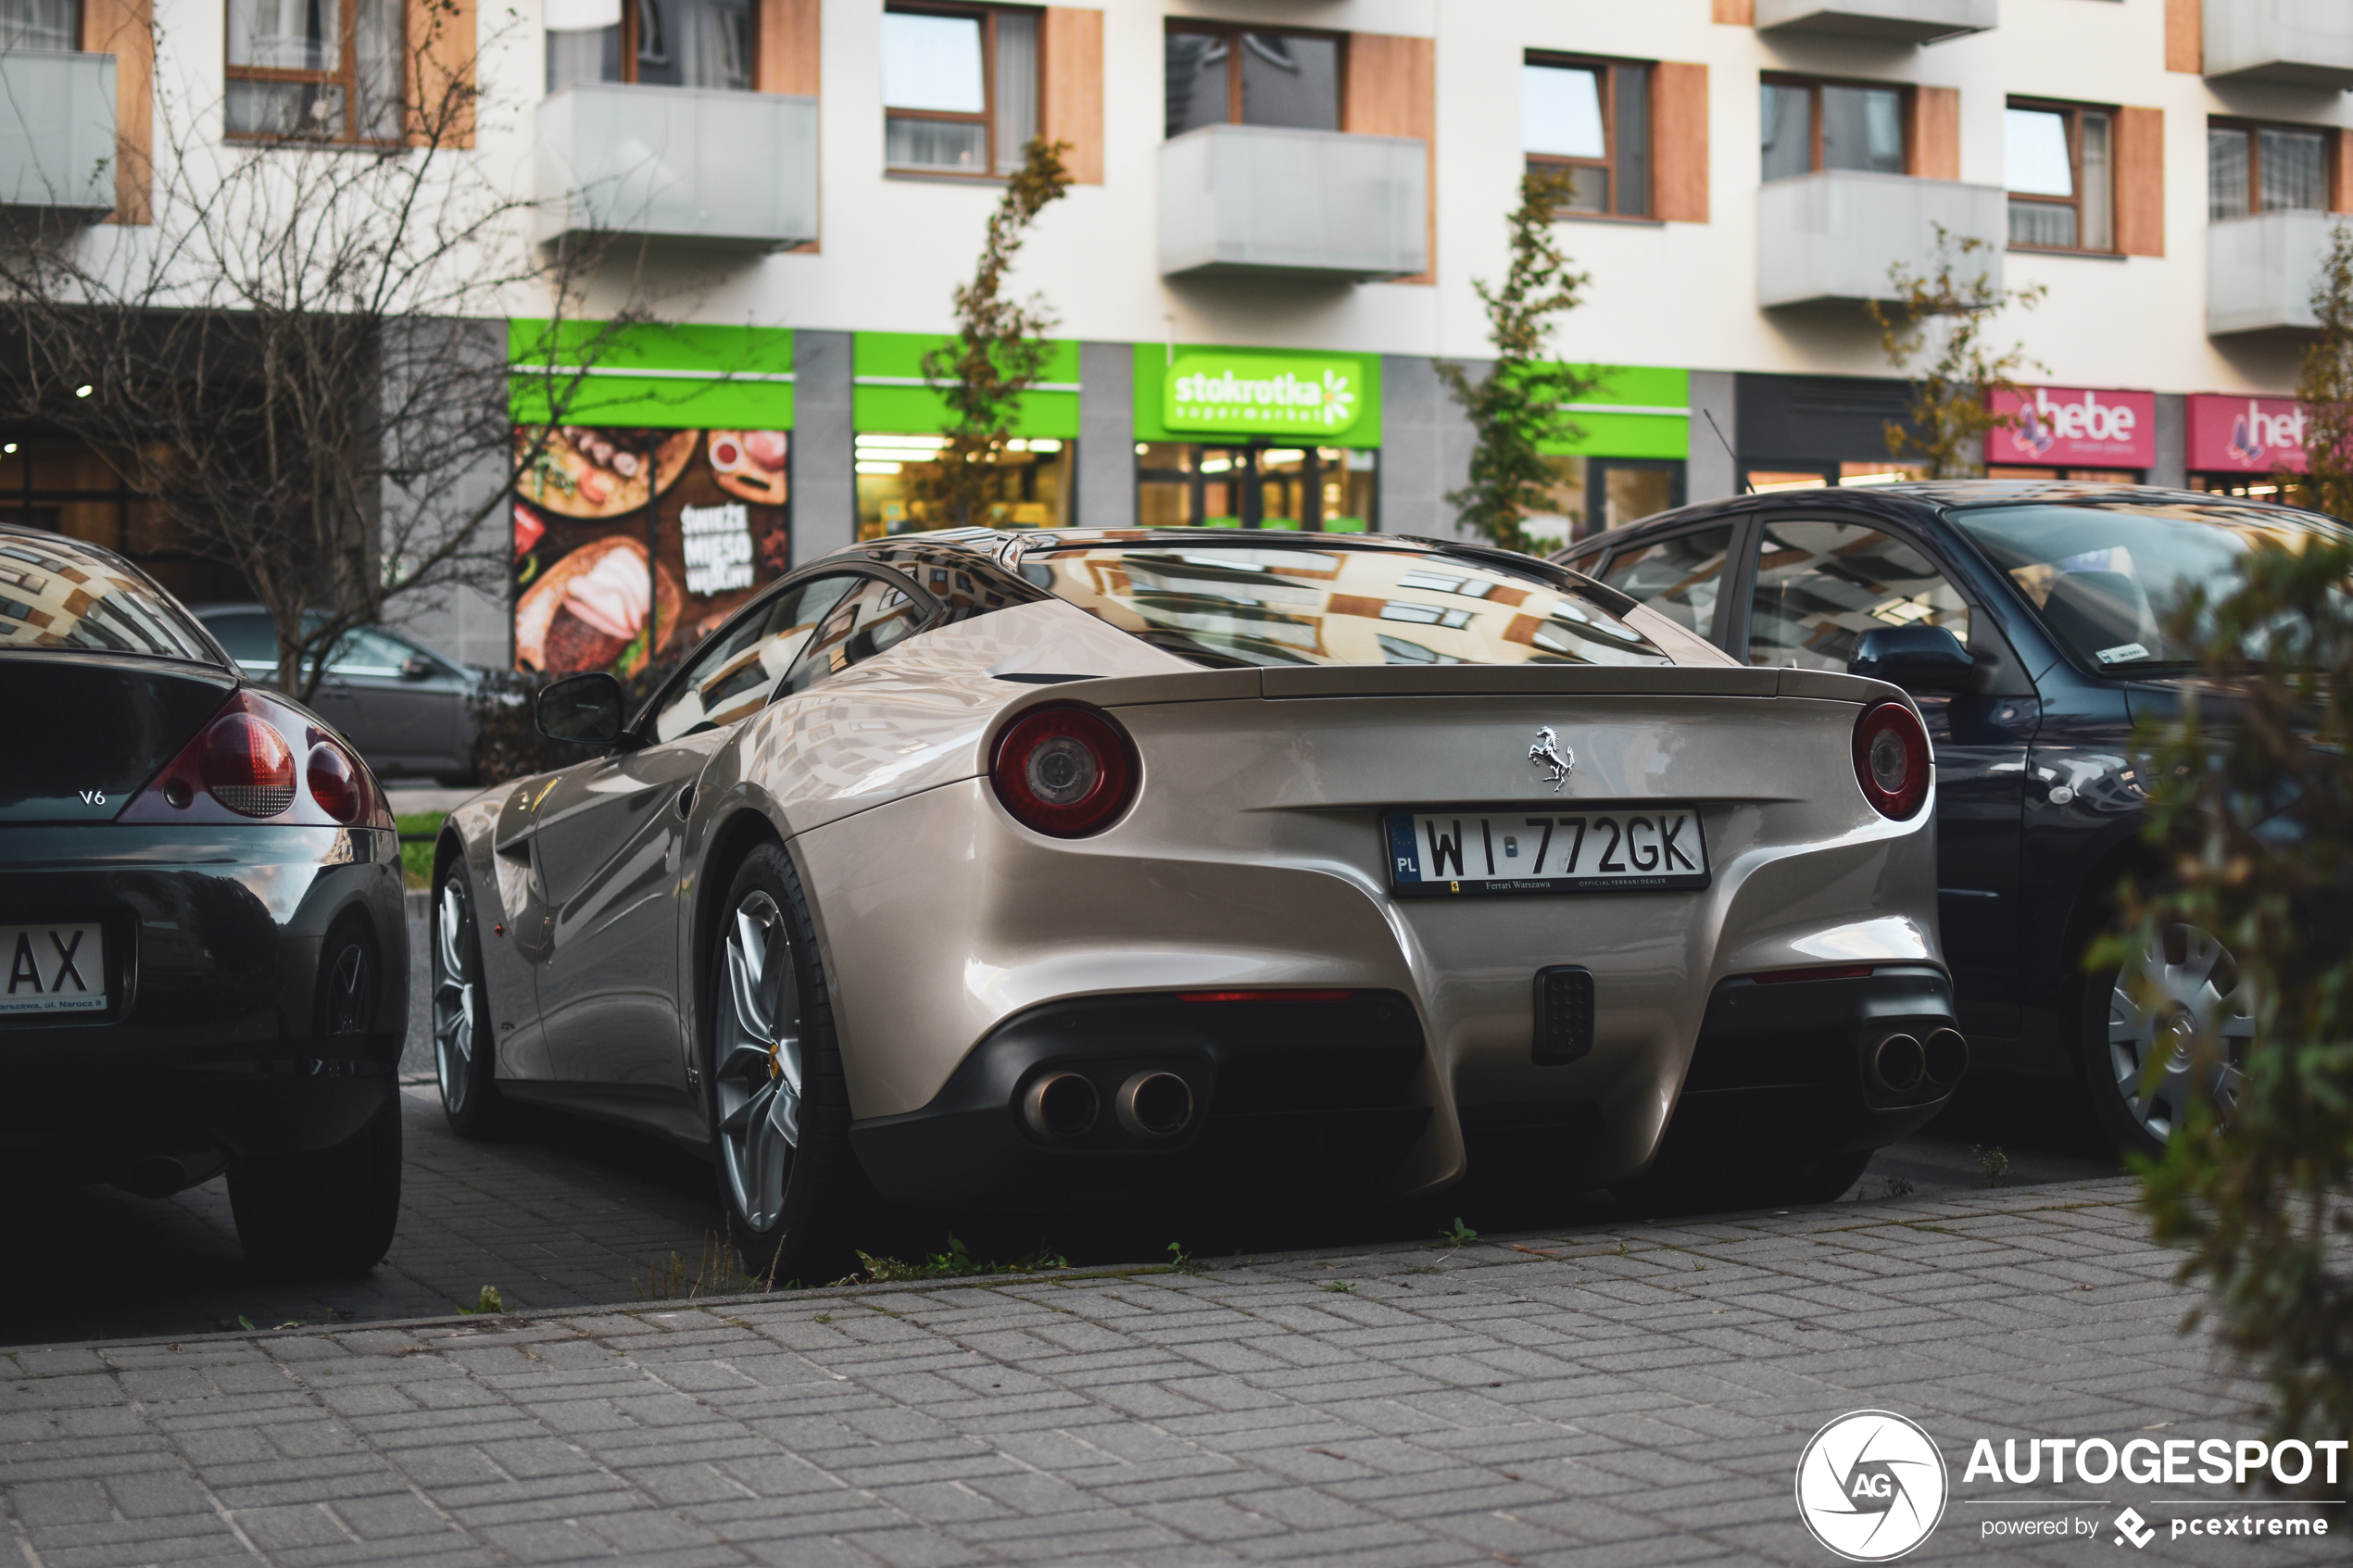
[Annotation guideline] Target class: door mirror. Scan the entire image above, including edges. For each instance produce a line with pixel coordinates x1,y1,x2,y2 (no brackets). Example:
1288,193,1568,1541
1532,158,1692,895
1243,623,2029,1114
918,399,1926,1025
1848,625,1975,693
399,654,436,682
535,671,628,745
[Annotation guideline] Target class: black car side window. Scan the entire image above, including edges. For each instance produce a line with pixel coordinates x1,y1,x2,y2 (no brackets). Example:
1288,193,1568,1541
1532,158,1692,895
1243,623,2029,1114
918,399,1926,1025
1747,520,1969,671
1597,526,1736,640
779,576,929,696
649,574,860,742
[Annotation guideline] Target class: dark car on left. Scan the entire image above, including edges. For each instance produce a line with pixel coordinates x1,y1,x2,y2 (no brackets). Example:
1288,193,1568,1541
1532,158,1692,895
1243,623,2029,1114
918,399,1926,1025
0,525,407,1276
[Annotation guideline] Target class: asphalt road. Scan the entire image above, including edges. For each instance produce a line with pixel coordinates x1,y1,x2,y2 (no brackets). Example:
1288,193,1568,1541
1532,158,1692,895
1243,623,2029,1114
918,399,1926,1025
0,897,2123,1350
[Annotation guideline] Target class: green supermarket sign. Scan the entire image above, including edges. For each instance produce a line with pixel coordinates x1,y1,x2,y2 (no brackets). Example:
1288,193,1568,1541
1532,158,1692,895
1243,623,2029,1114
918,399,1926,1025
1163,352,1366,437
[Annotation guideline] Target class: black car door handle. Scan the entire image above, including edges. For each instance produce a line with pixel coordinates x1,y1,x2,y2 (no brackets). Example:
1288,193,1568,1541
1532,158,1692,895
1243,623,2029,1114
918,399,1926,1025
676,784,696,820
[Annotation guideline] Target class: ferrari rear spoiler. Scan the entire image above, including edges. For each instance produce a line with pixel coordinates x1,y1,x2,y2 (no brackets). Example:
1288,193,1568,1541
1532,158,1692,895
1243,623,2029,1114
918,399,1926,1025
1043,664,1906,709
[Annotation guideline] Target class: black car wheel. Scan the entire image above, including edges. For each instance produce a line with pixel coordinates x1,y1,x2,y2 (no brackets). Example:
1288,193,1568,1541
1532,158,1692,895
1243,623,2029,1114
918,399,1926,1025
227,915,402,1277
2082,922,2255,1160
707,841,852,1281
433,863,508,1137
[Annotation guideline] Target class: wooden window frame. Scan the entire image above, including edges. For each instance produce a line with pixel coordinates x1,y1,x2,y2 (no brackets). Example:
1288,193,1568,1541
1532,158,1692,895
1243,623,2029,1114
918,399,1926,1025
1164,19,1348,135
1523,52,1651,220
2208,115,2335,220
1760,73,1912,178
885,1,1034,180
223,0,404,147
2007,97,2116,256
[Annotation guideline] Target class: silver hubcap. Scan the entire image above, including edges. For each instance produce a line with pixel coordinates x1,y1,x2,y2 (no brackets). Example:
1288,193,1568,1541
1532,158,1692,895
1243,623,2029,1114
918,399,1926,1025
2108,923,2256,1142
714,891,801,1234
433,881,479,1112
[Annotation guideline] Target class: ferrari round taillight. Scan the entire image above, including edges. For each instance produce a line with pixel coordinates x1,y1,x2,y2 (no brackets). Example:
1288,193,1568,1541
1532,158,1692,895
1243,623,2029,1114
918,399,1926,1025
1853,700,1931,820
990,705,1137,837
306,741,361,822
200,713,296,818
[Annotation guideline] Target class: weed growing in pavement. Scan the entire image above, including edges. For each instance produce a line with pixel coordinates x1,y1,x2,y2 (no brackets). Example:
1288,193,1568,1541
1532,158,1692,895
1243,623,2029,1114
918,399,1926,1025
1441,1217,1478,1248
812,1313,831,1323
636,1233,765,1302
1165,1241,1201,1275
840,1235,1068,1285
457,1286,505,1315
1882,1174,1917,1199
1323,1281,1357,1294
1975,1146,2013,1187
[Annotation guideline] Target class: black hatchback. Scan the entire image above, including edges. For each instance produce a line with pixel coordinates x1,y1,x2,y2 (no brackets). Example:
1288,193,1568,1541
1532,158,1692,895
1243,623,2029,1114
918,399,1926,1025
0,527,408,1274
1557,480,2344,1159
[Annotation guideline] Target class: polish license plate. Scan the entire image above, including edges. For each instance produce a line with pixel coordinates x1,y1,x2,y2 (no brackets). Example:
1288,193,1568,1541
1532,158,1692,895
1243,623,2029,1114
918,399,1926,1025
1384,807,1709,897
0,922,107,1014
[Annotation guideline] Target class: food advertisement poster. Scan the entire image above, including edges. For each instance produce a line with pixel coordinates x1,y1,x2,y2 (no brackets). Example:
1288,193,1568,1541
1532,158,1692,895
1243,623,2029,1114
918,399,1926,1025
511,426,789,678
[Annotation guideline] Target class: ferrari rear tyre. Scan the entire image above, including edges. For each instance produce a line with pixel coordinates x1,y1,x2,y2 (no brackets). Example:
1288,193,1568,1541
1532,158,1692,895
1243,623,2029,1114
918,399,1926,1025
707,841,853,1282
229,917,402,1277
2082,921,2254,1161
433,863,508,1138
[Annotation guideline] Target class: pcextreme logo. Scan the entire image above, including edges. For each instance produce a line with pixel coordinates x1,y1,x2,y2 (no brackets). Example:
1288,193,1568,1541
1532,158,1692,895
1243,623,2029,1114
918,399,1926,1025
1795,1411,1950,1562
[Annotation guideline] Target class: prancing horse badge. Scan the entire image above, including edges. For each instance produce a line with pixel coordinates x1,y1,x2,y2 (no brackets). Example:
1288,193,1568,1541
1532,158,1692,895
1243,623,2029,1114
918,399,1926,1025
1529,727,1574,792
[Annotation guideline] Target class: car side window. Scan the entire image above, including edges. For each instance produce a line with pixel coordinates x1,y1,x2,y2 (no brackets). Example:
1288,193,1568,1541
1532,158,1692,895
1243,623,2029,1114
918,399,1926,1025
780,575,928,696
326,628,416,676
1747,520,1969,671
1597,526,1736,640
650,574,860,742
207,612,278,671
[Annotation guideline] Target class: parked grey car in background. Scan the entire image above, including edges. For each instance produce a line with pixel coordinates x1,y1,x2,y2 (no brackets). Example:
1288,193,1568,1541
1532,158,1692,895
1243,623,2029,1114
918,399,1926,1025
191,606,484,784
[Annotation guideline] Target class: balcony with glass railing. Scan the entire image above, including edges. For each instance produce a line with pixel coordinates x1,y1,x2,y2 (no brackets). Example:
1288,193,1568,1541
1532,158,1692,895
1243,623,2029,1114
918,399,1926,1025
0,50,116,215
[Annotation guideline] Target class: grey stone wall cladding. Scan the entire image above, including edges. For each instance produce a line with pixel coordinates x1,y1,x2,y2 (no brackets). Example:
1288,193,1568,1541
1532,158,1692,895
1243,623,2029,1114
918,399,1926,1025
3,1177,2329,1567
790,329,857,566
1078,341,1138,531
1685,370,1739,506
1380,354,1486,539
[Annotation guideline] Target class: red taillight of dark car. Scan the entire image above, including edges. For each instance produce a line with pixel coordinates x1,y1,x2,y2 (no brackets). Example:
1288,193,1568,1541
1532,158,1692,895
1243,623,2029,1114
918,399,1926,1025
120,689,392,829
989,704,1139,838
201,713,296,817
1852,700,1931,820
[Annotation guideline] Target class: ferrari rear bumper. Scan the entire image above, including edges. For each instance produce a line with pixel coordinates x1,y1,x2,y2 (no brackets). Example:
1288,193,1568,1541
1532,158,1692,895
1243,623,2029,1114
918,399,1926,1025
848,990,1430,1210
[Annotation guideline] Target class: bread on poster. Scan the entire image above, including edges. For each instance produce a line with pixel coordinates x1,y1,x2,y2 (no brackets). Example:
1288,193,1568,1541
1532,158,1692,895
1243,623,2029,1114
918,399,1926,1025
514,534,686,678
515,426,699,520
707,430,788,505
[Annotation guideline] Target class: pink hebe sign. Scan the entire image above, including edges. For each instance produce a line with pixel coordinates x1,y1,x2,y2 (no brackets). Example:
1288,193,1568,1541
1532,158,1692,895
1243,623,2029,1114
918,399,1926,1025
1985,386,2157,468
2187,394,2310,473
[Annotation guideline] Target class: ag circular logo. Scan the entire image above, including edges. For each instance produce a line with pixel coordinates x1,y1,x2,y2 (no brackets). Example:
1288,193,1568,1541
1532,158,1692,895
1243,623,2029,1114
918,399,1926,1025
1794,1410,1949,1562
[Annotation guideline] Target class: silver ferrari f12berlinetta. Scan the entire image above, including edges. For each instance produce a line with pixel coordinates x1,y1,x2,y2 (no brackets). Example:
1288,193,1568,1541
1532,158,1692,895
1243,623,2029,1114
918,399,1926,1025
432,529,1961,1263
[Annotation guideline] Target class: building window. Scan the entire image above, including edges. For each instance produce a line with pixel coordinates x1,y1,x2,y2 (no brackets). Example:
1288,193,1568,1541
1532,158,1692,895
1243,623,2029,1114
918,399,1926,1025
547,0,753,94
1136,444,1373,532
2007,102,2113,252
1164,24,1340,139
855,433,1069,536
1523,56,1650,218
226,0,405,141
2209,119,2331,220
1760,78,1905,182
881,6,1038,176
2,0,79,51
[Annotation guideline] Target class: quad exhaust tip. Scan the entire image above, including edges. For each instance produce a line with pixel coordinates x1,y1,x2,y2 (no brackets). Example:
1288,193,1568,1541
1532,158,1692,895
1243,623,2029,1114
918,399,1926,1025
1115,1071,1196,1139
1870,1033,1926,1095
1924,1027,1969,1088
1023,1072,1100,1141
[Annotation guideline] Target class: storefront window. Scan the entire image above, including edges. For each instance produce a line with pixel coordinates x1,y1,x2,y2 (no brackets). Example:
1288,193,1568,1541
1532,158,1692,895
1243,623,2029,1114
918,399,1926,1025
1743,461,1928,494
1532,456,1683,546
854,434,1071,538
0,435,247,605
1135,443,1372,531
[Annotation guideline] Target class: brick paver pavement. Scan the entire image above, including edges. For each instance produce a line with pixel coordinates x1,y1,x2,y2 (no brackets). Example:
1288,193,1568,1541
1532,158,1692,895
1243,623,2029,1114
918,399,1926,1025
3,1176,2338,1567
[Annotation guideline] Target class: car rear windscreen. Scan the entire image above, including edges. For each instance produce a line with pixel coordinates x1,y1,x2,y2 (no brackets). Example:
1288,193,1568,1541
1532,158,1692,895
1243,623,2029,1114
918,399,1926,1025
1022,543,1670,668
0,534,220,663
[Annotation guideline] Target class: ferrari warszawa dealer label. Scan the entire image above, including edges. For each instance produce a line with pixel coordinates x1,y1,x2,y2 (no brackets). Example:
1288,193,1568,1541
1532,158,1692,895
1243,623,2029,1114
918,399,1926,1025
1792,1409,2342,1561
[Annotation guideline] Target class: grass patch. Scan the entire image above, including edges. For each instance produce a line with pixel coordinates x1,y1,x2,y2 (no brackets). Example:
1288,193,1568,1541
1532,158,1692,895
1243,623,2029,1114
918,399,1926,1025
843,1234,1068,1285
396,811,446,889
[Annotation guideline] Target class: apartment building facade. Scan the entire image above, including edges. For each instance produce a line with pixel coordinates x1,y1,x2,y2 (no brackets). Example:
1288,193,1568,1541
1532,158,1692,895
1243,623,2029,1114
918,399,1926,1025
4,0,2351,668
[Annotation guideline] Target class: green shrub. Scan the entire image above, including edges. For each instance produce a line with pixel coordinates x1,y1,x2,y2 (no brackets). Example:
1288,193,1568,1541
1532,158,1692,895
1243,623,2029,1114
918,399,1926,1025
2111,533,2353,1486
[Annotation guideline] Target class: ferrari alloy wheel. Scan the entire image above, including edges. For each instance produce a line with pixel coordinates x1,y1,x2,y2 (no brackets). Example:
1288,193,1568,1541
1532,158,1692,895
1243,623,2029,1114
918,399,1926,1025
715,888,801,1232
432,864,507,1137
2086,922,2255,1158
705,841,851,1275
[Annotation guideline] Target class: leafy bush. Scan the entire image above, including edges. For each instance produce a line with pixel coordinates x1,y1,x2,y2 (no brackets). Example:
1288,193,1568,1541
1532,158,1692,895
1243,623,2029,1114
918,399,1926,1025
2111,533,2353,1486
